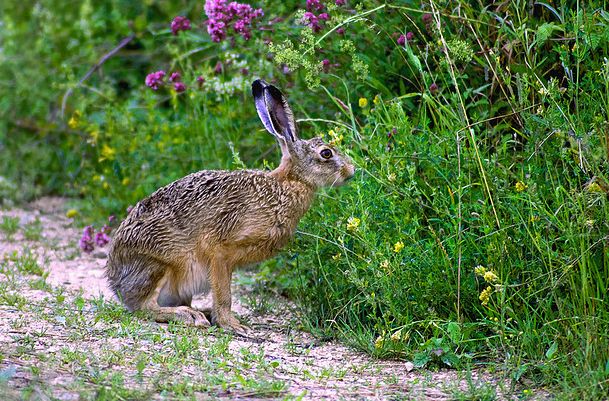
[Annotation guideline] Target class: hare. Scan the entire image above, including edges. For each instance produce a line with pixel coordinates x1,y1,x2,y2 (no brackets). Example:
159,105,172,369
105,79,355,334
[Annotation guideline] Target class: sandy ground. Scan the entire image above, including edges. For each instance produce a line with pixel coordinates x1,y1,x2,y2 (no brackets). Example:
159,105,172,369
0,198,545,400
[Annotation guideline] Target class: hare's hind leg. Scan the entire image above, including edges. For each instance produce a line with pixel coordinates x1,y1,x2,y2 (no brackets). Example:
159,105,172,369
141,273,211,327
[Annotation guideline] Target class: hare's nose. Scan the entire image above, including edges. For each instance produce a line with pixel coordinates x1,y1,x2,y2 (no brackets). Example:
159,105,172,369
342,164,355,180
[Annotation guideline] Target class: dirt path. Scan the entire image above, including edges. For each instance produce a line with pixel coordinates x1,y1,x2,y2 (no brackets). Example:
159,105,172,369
0,198,533,400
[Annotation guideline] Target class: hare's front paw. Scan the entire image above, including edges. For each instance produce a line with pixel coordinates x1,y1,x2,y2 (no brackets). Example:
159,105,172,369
148,306,211,328
213,312,250,336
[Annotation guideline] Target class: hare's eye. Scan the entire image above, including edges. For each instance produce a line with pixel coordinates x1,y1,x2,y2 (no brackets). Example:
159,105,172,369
320,149,333,159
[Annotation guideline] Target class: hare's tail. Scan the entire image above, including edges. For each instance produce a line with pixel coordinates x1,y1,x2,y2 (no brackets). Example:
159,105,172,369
106,254,167,311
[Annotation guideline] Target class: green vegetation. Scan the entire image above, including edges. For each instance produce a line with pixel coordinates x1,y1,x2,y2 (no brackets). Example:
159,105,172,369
2,0,609,398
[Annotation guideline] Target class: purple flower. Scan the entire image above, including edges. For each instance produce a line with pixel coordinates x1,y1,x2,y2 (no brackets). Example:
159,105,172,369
336,27,345,35
241,67,249,75
145,70,166,90
422,13,433,25
108,215,115,224
101,224,112,235
94,231,110,247
79,226,94,253
303,12,322,32
171,16,192,35
322,59,331,72
336,0,346,5
318,13,329,21
306,0,325,12
174,82,186,92
214,61,223,74
204,0,264,42
196,76,206,86
169,72,181,82
397,34,406,46
406,31,414,40
430,82,439,93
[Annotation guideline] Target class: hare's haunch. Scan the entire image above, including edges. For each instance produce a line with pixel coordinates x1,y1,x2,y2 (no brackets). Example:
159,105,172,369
105,79,355,334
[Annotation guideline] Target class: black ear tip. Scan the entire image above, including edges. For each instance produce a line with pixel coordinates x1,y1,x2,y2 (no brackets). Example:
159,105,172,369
266,85,284,101
252,79,268,97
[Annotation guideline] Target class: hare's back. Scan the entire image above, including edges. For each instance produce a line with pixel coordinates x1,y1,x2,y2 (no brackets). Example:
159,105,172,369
112,170,282,248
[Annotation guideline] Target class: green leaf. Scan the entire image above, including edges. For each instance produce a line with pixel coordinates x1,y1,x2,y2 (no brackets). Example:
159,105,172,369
545,342,558,359
447,322,461,343
413,352,431,368
441,352,460,368
536,23,561,48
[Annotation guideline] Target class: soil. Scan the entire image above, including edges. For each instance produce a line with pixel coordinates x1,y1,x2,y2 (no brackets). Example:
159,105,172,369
0,198,546,400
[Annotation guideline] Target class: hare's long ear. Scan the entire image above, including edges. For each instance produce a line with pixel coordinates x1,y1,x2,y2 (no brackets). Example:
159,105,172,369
252,79,298,147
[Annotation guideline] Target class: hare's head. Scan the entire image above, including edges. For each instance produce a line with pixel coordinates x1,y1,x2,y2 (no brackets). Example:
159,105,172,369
252,79,355,188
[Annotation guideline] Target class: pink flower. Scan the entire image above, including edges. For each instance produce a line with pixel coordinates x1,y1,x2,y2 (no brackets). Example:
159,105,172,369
145,70,166,90
169,72,181,82
303,12,322,32
174,82,186,92
397,34,406,46
94,231,110,247
430,82,439,93
204,0,264,42
171,16,192,35
79,226,94,253
306,0,324,12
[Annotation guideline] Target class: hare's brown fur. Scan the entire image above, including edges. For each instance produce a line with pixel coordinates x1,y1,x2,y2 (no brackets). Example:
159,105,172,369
105,80,354,333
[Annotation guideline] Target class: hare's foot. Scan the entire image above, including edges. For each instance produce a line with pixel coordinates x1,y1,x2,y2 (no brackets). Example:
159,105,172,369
212,311,250,336
148,305,211,327
191,304,212,322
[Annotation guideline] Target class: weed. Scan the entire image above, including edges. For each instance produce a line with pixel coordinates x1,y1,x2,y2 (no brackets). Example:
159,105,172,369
23,218,43,241
0,216,19,240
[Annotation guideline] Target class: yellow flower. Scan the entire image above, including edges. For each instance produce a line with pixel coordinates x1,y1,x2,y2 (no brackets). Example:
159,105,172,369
374,335,384,349
99,144,116,162
358,97,368,108
373,94,381,105
515,181,527,192
332,252,341,261
390,330,402,342
65,209,78,218
586,182,603,193
87,130,99,145
347,216,361,231
387,173,396,182
479,286,493,306
474,265,486,276
483,270,499,283
122,177,130,186
380,260,390,269
68,111,81,129
393,241,404,253
530,215,540,223
102,182,110,190
68,117,78,129
328,129,344,146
